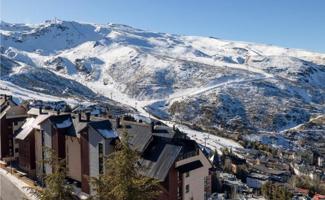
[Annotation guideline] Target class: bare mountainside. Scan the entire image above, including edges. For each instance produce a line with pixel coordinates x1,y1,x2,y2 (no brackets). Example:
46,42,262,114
1,19,324,132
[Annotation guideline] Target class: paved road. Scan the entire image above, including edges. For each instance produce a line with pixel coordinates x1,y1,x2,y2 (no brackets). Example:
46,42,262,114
0,174,27,200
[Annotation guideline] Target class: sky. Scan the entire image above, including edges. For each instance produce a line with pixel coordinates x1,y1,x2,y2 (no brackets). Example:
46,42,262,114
1,0,325,53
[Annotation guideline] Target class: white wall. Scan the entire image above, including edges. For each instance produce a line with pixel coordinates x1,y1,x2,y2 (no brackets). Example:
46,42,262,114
88,126,104,178
176,150,212,200
41,120,53,175
88,126,116,179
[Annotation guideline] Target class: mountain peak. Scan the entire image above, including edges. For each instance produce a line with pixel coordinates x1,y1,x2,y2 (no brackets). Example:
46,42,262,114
1,20,324,132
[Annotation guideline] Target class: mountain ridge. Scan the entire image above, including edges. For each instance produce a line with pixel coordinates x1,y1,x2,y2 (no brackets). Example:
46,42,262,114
1,19,324,132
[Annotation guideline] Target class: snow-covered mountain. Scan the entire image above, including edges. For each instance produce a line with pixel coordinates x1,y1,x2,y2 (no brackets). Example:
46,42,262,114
1,19,324,132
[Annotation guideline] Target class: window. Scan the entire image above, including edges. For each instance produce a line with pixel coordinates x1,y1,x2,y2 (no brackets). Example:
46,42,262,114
98,143,104,174
15,148,19,153
13,121,18,126
185,172,190,177
41,129,45,175
185,184,190,193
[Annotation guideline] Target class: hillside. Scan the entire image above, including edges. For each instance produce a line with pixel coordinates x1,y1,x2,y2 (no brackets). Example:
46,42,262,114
1,19,324,132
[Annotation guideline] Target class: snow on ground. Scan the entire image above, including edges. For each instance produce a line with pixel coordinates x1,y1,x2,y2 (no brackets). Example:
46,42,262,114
1,75,243,153
56,118,73,128
3,20,323,152
85,76,244,152
164,121,243,154
0,79,80,105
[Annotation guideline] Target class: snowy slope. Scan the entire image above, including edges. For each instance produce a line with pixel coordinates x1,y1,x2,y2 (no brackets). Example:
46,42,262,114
1,19,324,132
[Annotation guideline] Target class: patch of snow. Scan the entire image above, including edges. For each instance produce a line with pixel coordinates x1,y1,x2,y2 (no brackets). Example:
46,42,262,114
97,129,118,139
56,118,72,129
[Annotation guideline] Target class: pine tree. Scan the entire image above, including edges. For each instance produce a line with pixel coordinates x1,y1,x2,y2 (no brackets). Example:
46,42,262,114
25,147,75,200
212,149,220,167
90,131,161,200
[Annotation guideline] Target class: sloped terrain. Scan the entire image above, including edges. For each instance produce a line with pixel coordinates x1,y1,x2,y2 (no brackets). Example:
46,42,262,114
0,19,324,132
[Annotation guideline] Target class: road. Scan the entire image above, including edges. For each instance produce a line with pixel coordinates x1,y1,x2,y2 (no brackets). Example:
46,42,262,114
0,173,28,200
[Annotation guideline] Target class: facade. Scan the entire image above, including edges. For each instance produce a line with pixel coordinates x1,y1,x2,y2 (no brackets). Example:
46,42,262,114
40,114,80,182
117,121,213,200
16,130,36,176
0,95,27,161
10,105,213,199
79,118,118,193
176,149,212,200
15,108,52,178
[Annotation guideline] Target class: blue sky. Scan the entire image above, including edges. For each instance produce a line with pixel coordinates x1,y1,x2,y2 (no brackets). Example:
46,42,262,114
1,0,325,53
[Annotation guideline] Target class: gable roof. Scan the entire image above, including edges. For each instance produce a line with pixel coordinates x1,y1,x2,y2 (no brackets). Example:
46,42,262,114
152,125,176,138
48,114,76,137
88,120,117,139
15,113,54,140
33,114,52,129
139,137,182,181
0,96,16,111
115,120,153,153
15,118,35,140
0,98,5,108
72,116,88,133
0,105,10,119
6,106,27,119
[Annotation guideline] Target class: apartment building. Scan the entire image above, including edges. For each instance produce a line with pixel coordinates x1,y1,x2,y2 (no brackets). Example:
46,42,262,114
13,105,213,200
0,95,27,161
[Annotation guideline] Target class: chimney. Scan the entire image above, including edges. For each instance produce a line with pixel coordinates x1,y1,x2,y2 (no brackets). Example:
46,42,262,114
86,112,91,122
116,117,121,128
57,109,60,115
39,106,43,115
78,112,82,122
151,121,155,133
4,94,7,100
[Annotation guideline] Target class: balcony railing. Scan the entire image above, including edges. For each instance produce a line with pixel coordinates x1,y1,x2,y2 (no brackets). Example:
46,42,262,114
177,150,199,161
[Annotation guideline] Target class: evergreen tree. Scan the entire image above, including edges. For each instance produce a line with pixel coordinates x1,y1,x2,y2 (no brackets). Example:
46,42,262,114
26,148,75,200
261,182,293,200
90,131,161,200
212,149,220,167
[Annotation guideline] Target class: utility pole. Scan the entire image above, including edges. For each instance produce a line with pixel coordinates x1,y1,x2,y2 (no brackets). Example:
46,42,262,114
204,136,208,148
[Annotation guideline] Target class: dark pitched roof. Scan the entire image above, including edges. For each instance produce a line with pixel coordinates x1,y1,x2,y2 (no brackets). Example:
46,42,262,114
115,120,153,153
48,114,76,137
140,137,182,181
88,120,117,139
6,106,27,119
252,164,288,176
176,160,203,173
152,125,176,138
72,117,88,133
174,138,198,155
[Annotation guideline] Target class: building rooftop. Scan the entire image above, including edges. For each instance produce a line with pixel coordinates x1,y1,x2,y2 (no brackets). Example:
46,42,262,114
140,137,182,181
253,164,289,176
88,120,117,139
116,120,153,153
248,172,269,180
